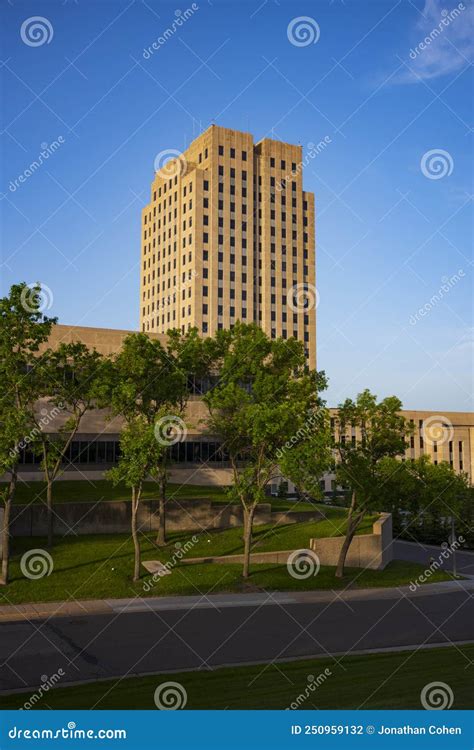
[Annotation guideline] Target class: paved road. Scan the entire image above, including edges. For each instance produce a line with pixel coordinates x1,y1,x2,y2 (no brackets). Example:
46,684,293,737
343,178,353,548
393,540,474,576
1,586,472,694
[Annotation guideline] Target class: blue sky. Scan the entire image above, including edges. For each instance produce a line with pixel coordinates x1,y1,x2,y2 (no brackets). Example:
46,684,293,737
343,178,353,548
1,0,472,411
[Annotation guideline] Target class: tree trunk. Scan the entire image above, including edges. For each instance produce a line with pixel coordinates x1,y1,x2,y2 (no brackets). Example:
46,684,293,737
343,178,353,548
335,491,362,579
242,506,255,579
1,472,17,586
156,478,167,546
335,526,358,579
131,486,141,582
46,478,53,548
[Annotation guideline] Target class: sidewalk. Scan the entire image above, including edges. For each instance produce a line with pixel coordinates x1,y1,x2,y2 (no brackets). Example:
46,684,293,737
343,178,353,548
1,577,473,623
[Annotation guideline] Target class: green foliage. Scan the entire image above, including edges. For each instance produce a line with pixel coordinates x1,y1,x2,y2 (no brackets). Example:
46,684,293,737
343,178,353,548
205,322,329,506
0,283,57,581
378,455,472,546
334,389,409,509
107,419,161,489
204,322,329,577
0,283,57,468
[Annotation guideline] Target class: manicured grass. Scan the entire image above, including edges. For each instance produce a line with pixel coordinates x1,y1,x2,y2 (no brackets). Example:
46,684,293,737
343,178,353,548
0,526,453,605
9,480,229,505
8,480,320,513
1,645,471,710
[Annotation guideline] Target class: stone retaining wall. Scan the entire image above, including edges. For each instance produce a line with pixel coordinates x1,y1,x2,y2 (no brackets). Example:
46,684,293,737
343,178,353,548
310,513,392,570
182,515,393,571
9,500,274,537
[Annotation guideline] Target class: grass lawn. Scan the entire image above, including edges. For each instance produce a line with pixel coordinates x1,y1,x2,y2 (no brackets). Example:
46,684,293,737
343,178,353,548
9,480,229,505
1,645,471,710
8,480,320,512
0,521,453,605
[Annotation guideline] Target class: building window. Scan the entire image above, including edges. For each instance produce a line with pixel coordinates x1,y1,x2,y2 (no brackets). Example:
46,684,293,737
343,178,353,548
218,145,224,156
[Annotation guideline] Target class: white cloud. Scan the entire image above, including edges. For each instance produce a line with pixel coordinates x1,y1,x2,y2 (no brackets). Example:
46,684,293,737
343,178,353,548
396,0,473,83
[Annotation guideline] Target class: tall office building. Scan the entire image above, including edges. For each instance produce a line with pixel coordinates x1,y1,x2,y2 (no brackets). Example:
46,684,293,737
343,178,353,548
140,125,316,366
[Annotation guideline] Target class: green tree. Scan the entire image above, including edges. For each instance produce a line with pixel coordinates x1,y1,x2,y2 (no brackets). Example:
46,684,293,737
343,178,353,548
108,330,208,577
333,389,409,578
278,410,332,503
152,328,214,545
204,322,328,578
108,419,163,581
33,342,106,547
377,455,471,546
0,283,56,584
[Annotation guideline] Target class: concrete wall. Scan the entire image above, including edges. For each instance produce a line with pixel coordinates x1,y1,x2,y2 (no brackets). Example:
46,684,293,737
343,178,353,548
179,515,393,571
10,500,273,537
16,467,234,486
310,513,393,570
